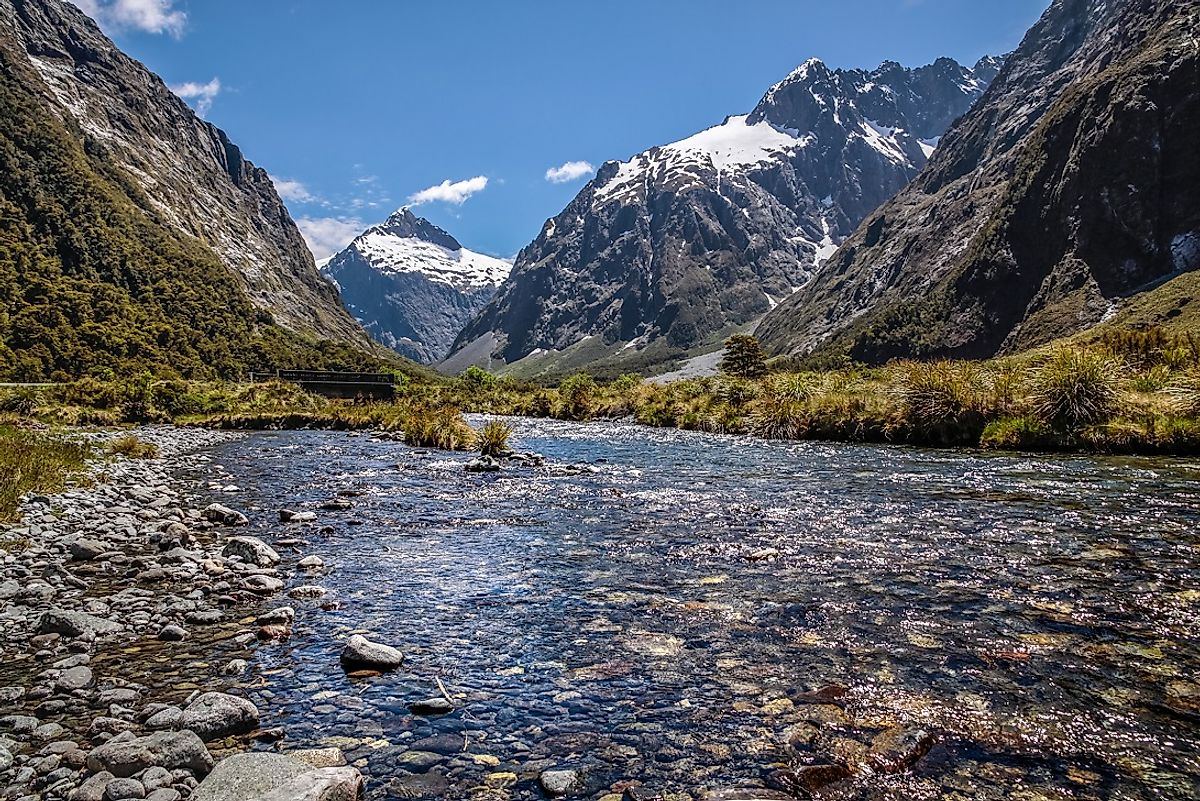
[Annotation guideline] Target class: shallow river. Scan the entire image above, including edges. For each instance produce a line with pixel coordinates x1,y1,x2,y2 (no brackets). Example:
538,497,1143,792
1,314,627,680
181,419,1200,800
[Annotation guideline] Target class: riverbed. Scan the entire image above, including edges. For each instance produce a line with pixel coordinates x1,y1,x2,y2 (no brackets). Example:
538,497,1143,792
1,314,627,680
167,418,1200,800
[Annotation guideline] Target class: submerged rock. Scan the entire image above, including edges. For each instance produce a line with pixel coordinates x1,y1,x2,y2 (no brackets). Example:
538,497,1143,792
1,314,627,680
408,697,454,716
539,769,580,796
38,609,123,638
340,634,403,670
867,726,934,773
465,456,501,473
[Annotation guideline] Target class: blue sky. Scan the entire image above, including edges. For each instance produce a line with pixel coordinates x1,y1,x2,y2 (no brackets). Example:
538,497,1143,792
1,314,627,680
76,0,1048,261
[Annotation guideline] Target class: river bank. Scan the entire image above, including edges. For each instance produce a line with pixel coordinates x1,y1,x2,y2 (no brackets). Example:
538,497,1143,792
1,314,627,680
0,427,365,800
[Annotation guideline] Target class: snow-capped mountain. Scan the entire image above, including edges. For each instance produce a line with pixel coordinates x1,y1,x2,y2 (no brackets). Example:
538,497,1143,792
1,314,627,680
449,56,1000,375
322,208,512,363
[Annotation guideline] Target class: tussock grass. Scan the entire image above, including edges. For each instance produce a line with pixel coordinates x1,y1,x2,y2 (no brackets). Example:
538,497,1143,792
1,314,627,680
106,434,159,459
1027,348,1122,430
0,427,92,524
479,420,513,457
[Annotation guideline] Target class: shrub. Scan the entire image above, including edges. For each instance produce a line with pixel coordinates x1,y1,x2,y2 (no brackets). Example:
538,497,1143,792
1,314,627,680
557,372,598,420
0,388,40,416
719,334,768,379
479,419,513,457
460,366,498,390
1027,348,1121,430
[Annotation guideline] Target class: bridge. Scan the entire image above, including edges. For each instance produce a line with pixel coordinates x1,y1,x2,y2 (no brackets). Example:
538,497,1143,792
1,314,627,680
254,370,397,400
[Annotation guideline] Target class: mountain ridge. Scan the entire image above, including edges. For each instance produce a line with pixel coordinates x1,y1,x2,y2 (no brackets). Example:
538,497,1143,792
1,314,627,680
450,53,1000,377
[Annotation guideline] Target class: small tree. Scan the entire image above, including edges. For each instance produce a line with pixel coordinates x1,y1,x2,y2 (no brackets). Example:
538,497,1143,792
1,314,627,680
720,335,768,379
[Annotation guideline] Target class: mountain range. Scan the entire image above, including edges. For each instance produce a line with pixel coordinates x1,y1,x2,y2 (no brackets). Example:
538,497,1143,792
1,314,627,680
321,209,511,364
445,55,1002,377
757,0,1200,362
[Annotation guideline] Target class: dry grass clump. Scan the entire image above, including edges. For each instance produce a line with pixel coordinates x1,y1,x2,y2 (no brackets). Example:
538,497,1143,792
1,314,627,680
1026,348,1121,429
401,406,478,451
0,427,91,524
106,434,159,459
479,419,514,458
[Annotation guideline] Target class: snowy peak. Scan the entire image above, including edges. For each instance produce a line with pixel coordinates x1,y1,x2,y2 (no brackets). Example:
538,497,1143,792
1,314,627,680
336,209,511,291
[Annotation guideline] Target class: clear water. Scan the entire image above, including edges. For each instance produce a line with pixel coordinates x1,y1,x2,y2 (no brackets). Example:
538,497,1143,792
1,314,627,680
132,420,1200,798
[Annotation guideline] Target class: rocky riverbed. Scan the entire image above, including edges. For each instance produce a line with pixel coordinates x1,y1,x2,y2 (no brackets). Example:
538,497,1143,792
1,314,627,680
2,421,1199,801
0,427,363,800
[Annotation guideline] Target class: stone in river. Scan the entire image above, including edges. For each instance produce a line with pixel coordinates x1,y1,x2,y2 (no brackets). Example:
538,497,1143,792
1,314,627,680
180,692,260,741
39,609,124,638
700,791,794,801
257,607,296,626
867,726,934,773
243,575,284,594
221,536,280,567
202,504,249,526
158,625,188,642
257,624,292,642
298,555,325,570
408,697,454,716
254,766,364,801
766,765,850,794
190,753,308,801
340,634,403,670
57,665,95,691
540,769,580,796
288,585,327,599
70,538,108,561
279,510,317,523
290,748,346,769
465,456,501,473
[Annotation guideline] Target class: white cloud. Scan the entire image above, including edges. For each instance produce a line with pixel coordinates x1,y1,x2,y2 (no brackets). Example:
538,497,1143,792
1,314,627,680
408,175,489,206
70,0,186,36
545,160,595,183
170,77,221,117
272,177,315,204
296,216,364,262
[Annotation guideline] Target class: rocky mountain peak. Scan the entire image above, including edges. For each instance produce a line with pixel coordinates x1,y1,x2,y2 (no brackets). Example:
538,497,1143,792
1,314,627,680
370,207,462,251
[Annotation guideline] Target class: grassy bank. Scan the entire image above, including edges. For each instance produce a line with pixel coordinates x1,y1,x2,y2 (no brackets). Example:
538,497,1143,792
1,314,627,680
0,424,92,525
2,327,1198,456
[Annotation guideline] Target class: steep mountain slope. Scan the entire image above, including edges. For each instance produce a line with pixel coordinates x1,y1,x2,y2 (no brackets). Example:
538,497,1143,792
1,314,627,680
758,0,1200,362
0,0,366,346
451,56,1000,375
0,0,386,380
322,209,511,363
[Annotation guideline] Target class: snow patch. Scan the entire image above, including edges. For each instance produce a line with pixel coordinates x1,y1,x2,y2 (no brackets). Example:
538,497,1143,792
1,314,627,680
345,232,512,290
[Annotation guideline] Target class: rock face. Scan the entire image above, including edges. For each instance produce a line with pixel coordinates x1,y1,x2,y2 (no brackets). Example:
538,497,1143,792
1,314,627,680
323,208,512,363
758,0,1200,362
450,56,998,375
0,0,369,362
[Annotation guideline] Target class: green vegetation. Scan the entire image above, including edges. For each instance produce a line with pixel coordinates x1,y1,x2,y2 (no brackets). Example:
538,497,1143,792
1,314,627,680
2,326,1198,456
105,434,159,460
479,420,513,458
0,425,91,524
0,44,397,382
720,334,769,379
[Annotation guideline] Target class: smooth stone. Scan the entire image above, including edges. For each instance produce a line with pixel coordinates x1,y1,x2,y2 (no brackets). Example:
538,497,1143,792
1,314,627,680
340,634,403,670
158,625,188,642
180,693,259,742
464,456,501,473
867,726,934,773
104,777,146,800
289,748,346,769
278,510,316,523
70,771,114,801
255,767,363,801
70,539,108,562
145,791,181,801
243,575,284,594
0,746,12,771
408,697,453,716
297,556,324,569
256,607,295,626
189,753,311,801
57,666,95,691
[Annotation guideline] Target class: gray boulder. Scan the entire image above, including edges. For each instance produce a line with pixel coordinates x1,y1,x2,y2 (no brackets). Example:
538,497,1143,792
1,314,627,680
203,504,249,526
38,609,123,638
340,634,403,670
189,753,310,801
221,536,280,567
86,730,212,778
540,770,579,796
180,692,259,741
255,766,364,801
70,538,108,561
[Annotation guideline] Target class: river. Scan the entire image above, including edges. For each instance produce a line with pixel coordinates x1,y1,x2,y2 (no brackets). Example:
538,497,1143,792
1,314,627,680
175,418,1200,800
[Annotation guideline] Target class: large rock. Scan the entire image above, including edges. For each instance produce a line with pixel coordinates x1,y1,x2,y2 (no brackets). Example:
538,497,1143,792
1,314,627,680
340,634,403,670
203,504,249,526
191,754,362,801
38,609,123,638
70,538,108,561
221,536,279,567
255,767,364,801
86,731,213,778
867,726,934,773
180,692,260,741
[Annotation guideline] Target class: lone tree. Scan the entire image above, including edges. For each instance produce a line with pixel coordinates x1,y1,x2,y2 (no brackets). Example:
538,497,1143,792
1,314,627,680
720,334,768,379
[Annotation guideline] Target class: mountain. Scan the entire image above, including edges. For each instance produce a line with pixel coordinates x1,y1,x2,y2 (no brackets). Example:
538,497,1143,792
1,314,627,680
0,0,375,380
757,0,1200,362
321,209,511,364
449,55,1001,377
